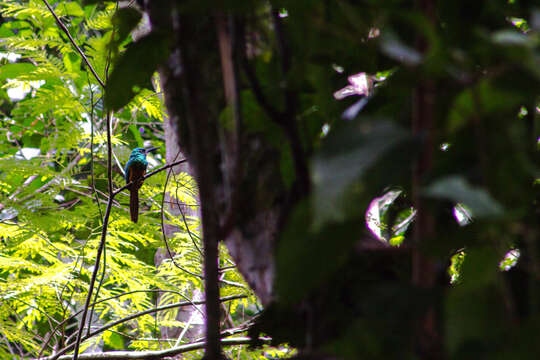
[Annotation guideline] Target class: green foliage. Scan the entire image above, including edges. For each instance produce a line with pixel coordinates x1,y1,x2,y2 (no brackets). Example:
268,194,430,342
0,1,261,359
424,175,504,218
243,0,539,359
105,32,170,111
1,0,539,359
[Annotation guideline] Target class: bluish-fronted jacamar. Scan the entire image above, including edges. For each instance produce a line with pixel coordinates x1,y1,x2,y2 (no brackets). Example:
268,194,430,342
124,147,159,223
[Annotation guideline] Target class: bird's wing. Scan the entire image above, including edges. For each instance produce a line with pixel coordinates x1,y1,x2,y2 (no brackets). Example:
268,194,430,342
128,164,146,190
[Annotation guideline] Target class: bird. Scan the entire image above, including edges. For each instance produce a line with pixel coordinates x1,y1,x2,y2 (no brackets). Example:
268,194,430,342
124,146,159,223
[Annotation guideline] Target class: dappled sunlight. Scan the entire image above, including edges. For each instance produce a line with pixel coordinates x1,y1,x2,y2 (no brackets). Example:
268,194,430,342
500,249,520,271
453,203,472,226
365,189,415,246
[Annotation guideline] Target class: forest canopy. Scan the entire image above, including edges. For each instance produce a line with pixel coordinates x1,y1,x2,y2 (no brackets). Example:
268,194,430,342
0,0,539,360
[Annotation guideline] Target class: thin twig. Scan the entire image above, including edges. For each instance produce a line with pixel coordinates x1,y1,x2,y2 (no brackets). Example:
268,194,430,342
173,172,203,257
88,77,104,224
42,0,105,88
44,295,246,360
72,110,114,360
39,337,268,360
87,0,119,335
159,151,197,270
40,288,198,354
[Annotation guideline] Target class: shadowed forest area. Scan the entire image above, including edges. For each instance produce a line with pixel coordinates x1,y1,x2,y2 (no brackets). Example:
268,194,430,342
0,0,539,359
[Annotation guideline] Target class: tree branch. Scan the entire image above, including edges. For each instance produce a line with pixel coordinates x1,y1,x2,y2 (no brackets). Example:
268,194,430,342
40,289,200,356
270,9,310,196
39,337,269,360
159,153,204,276
42,0,105,88
68,156,188,360
239,22,281,122
113,159,188,197
72,110,114,360
44,295,246,360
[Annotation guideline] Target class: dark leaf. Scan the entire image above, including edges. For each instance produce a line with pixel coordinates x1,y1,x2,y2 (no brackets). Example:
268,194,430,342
424,175,504,218
312,120,408,226
105,32,169,110
111,7,142,45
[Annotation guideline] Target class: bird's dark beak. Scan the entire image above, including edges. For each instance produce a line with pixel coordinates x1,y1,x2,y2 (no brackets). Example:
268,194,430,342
145,146,160,154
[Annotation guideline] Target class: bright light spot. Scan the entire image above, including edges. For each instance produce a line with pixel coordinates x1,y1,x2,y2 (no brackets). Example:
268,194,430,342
518,106,528,117
0,52,21,62
80,117,92,135
368,28,380,39
68,82,79,97
440,142,450,151
453,203,472,226
449,251,465,284
6,79,45,101
333,72,373,100
143,140,153,148
332,63,344,74
365,190,402,242
278,8,288,18
321,123,330,137
500,249,520,271
509,17,526,28
15,148,41,160
0,208,18,221
392,208,416,239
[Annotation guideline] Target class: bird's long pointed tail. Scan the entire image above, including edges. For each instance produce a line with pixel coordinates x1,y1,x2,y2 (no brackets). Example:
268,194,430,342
129,189,139,223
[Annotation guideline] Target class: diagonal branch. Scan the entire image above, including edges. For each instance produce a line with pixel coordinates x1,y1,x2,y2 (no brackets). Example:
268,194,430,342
42,0,105,88
113,159,188,196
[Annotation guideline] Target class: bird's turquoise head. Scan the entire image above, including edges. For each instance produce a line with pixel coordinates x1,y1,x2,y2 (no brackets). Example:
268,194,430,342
125,147,159,182
130,147,147,158
129,146,159,159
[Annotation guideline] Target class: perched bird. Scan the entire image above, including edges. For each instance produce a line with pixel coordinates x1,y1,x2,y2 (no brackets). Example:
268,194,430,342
124,147,159,223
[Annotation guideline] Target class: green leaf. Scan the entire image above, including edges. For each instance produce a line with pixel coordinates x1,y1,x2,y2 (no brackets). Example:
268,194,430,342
0,22,15,38
447,80,522,133
105,32,169,110
0,63,36,82
111,7,142,45
424,175,504,218
103,331,124,350
128,124,144,147
59,2,85,17
312,121,408,226
446,248,504,353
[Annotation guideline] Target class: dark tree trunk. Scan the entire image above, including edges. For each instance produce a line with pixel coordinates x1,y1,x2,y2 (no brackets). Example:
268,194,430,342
143,2,288,358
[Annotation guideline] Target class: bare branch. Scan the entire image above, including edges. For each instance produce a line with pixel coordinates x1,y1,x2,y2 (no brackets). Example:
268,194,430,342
39,337,268,360
42,295,246,360
42,0,105,88
72,110,114,360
